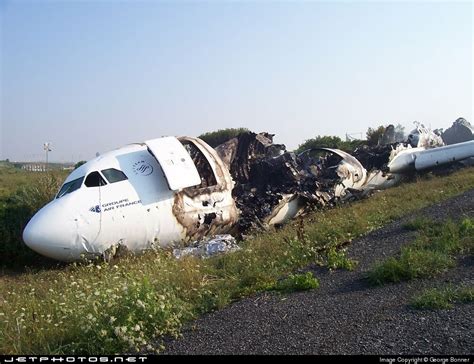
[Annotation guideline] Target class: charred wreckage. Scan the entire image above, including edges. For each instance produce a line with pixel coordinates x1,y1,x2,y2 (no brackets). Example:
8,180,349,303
23,119,474,261
215,119,474,235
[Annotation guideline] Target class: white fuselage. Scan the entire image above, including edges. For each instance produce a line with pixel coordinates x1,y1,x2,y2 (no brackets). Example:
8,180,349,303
23,137,238,261
388,140,474,173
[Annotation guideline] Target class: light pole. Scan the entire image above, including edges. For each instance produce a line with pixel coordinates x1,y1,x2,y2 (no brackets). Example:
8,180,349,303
43,142,52,171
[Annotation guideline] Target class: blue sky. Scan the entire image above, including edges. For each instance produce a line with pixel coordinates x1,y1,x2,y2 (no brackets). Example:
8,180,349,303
1,0,472,162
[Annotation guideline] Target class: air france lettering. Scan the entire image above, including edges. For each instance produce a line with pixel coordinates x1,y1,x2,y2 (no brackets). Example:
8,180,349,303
89,199,142,213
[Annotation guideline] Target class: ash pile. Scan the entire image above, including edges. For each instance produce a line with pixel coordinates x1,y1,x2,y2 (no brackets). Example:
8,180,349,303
215,132,348,233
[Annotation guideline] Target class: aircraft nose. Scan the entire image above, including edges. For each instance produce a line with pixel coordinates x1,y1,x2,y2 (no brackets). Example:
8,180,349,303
23,202,79,262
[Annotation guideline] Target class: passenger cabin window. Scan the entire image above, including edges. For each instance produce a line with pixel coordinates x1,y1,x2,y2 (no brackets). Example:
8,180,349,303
181,141,217,188
101,168,128,184
56,176,84,198
84,171,107,187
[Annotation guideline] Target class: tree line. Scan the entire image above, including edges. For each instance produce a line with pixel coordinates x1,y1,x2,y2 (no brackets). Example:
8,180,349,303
198,124,406,153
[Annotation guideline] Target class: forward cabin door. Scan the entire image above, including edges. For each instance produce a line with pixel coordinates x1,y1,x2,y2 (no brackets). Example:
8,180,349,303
145,137,202,190
146,136,238,242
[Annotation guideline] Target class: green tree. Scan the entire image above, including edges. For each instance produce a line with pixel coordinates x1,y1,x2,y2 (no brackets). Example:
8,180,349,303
198,127,250,147
296,135,363,154
366,125,386,146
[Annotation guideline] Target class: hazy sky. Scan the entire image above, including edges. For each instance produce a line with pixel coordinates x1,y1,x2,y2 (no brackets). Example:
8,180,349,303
1,0,472,162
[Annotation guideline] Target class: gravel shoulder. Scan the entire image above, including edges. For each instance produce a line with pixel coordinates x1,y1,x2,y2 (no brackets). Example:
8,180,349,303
163,189,474,355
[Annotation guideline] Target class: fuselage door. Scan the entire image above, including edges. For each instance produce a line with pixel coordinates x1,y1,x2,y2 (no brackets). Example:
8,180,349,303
145,137,201,190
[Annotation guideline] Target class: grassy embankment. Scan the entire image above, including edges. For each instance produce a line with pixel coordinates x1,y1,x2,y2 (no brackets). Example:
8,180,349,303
0,167,473,354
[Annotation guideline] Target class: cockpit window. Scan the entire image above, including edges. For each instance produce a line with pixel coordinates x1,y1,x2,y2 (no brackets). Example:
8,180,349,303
56,176,84,199
101,168,128,184
84,171,107,187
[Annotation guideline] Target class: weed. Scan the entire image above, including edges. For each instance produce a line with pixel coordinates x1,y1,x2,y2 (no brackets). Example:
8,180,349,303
272,272,320,293
368,248,454,285
403,216,433,231
411,285,474,310
326,247,358,271
368,218,473,285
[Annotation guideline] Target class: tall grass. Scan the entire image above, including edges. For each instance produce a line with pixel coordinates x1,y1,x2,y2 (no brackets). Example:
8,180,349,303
0,167,473,354
0,173,65,268
0,166,67,199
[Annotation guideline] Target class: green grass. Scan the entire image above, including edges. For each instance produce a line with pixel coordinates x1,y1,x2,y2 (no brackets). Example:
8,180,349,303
410,285,474,310
0,167,473,354
368,249,455,285
402,216,433,231
325,247,358,271
0,171,67,268
0,167,40,199
271,272,320,293
0,164,68,198
368,218,473,285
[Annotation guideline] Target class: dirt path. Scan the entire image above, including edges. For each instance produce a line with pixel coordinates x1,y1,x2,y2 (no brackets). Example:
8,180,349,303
163,189,474,354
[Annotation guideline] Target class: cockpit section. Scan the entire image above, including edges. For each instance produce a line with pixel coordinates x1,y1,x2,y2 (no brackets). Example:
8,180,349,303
101,168,128,184
24,136,239,262
56,176,84,198
56,168,130,199
84,171,107,187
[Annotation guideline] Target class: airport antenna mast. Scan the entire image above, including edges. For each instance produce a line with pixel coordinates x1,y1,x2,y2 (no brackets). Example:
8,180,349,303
43,142,52,171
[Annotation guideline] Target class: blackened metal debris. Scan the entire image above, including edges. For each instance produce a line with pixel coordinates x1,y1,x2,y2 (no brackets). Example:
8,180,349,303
351,144,398,171
215,132,351,233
